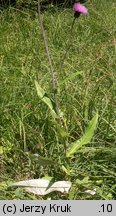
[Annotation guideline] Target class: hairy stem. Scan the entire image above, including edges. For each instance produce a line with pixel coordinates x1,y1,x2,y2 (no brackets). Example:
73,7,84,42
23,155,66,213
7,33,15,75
59,17,76,73
37,1,62,125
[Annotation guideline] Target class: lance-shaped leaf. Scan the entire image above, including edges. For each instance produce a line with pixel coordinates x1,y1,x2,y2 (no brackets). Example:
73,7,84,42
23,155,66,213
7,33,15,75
35,80,57,118
30,154,56,166
66,112,98,157
11,179,72,195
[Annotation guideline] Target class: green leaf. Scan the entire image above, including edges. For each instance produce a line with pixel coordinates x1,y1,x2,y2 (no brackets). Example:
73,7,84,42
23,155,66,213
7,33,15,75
35,80,57,118
68,183,77,200
54,120,69,138
76,177,90,185
0,146,3,154
66,112,98,157
35,80,45,98
30,154,57,166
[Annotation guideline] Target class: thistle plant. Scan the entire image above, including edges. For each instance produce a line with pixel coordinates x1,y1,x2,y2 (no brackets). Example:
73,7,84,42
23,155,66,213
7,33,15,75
35,1,98,161
11,1,99,196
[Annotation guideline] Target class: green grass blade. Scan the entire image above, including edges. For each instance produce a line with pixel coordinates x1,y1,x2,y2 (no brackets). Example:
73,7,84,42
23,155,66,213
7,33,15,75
66,112,98,157
58,71,83,87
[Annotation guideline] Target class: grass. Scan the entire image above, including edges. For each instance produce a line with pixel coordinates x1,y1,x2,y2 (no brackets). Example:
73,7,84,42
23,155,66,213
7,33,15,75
0,0,116,200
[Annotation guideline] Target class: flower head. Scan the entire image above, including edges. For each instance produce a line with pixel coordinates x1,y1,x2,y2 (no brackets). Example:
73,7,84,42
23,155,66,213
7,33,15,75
73,2,88,15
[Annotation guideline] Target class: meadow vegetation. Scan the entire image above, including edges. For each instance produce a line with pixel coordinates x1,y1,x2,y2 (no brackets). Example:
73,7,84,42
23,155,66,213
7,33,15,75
0,0,116,199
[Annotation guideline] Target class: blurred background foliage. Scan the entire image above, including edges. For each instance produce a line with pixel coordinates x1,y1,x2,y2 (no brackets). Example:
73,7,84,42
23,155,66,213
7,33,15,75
0,0,88,9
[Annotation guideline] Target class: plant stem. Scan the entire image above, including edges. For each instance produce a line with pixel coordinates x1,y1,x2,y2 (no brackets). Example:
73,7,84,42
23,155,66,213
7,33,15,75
37,1,62,125
59,17,76,73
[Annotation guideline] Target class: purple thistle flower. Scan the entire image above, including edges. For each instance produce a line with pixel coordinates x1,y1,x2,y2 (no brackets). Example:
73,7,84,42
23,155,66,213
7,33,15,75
73,2,88,15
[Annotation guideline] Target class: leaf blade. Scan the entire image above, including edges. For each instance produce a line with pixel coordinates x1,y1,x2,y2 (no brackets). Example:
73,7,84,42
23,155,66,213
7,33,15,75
35,80,57,118
30,154,57,166
66,112,98,157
